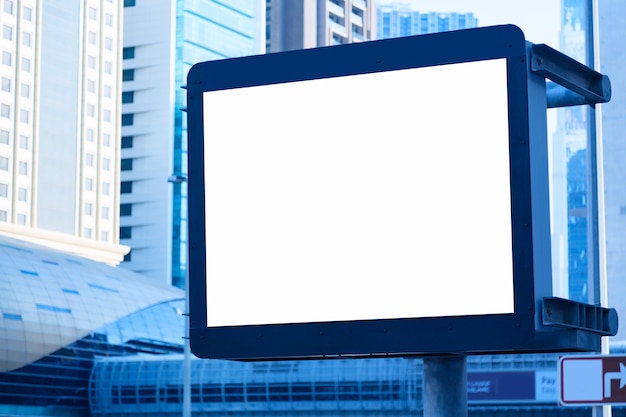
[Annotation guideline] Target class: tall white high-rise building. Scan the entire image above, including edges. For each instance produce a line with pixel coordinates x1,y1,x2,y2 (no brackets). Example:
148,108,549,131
266,0,376,53
120,0,265,287
0,0,127,264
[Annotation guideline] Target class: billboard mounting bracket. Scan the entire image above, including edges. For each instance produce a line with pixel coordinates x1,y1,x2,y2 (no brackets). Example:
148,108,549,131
530,42,611,108
542,297,618,336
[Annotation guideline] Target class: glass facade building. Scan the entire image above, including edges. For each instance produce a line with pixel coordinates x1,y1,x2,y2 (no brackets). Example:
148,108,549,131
376,3,478,39
89,354,626,417
549,0,592,304
171,0,265,288
120,0,264,287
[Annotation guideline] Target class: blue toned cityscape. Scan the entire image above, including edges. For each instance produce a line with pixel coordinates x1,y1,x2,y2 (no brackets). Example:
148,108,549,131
1,0,626,417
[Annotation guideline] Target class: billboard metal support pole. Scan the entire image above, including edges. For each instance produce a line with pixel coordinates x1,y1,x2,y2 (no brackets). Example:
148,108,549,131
423,356,467,417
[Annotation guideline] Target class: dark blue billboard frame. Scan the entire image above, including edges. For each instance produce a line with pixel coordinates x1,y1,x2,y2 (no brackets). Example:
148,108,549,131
186,25,602,360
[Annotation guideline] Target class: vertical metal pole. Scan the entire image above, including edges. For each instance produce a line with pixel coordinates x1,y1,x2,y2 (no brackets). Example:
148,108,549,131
183,272,191,417
180,84,192,417
423,356,467,417
590,0,611,416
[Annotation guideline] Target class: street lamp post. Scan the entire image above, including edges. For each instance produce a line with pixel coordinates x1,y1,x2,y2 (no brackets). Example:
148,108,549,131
168,173,191,417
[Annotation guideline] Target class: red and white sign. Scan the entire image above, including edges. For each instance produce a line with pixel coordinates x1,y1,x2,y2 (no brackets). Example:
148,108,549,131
559,355,626,406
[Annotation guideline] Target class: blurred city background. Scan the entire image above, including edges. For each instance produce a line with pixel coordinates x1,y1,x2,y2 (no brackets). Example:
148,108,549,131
0,0,625,416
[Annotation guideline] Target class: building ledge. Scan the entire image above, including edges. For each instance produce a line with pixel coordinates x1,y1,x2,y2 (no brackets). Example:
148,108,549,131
0,224,130,266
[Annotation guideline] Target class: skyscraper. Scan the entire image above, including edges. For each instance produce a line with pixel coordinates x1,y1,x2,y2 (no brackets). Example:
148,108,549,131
376,2,477,39
596,0,626,341
266,0,376,53
549,0,591,302
0,0,127,265
120,1,265,287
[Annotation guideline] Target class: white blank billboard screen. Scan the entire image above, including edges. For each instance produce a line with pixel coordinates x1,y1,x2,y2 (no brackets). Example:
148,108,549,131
203,58,514,327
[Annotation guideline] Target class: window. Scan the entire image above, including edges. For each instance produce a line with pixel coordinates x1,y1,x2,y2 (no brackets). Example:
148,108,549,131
104,61,112,74
0,210,6,222
88,31,96,45
88,55,96,69
18,161,27,175
20,83,29,98
4,0,13,14
17,213,25,225
85,177,94,191
0,130,8,144
1,103,10,118
103,157,111,171
87,79,95,93
103,133,111,147
22,32,31,47
121,158,133,171
104,85,112,98
124,0,136,7
105,37,112,51
86,153,94,167
21,57,30,72
84,227,92,238
121,136,134,149
120,181,133,194
3,25,12,41
121,114,134,126
120,226,132,239
86,104,95,118
122,91,134,103
84,202,93,216
0,156,8,170
19,109,29,123
102,182,110,195
101,231,109,241
120,203,132,216
89,7,97,20
102,206,109,219
86,128,94,142
122,69,134,81
2,51,10,66
19,135,28,149
23,6,32,21
105,13,113,26
0,183,7,197
1,77,10,92
123,47,135,59
103,109,111,122
18,187,26,201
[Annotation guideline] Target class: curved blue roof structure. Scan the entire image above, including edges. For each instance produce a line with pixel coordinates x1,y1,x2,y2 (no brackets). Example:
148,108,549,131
0,235,184,412
0,235,183,372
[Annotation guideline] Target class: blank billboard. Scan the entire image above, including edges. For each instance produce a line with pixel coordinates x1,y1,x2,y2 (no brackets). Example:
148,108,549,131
187,24,567,359
202,59,513,327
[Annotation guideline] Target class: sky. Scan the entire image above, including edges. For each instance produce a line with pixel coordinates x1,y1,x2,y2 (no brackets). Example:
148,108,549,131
377,0,562,49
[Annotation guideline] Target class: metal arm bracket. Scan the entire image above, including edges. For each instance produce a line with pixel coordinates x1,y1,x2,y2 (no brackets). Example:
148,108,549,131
542,297,618,336
530,43,611,108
